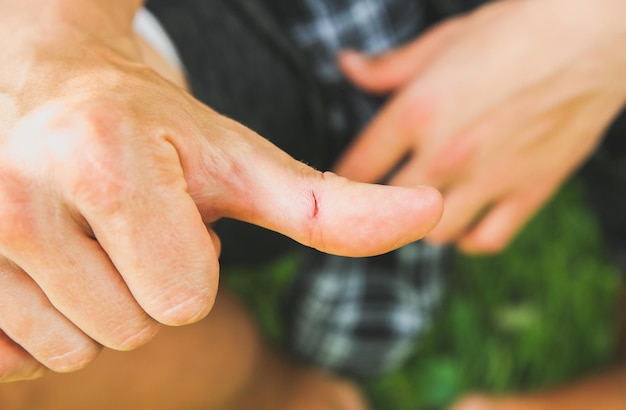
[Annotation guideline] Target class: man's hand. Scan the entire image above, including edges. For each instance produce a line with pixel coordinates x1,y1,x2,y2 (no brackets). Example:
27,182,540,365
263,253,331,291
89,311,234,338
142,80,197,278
336,0,626,253
0,1,443,381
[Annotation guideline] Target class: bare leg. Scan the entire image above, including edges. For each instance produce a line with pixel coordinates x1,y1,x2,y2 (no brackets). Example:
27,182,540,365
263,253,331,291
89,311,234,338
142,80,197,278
0,288,366,410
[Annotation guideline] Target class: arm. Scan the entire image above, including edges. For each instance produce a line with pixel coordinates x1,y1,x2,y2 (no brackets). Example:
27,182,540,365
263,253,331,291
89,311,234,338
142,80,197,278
0,0,443,381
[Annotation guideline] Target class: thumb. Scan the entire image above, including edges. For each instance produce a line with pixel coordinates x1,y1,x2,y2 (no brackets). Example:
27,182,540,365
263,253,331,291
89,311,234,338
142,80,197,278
190,121,443,258
339,49,413,94
339,20,458,94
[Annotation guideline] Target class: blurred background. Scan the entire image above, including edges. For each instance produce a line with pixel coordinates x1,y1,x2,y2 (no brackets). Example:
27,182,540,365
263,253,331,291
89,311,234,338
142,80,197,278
224,178,622,410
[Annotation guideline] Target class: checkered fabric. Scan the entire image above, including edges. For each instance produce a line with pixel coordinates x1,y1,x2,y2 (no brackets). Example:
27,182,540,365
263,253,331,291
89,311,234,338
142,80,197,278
286,243,449,378
281,0,424,82
265,0,424,138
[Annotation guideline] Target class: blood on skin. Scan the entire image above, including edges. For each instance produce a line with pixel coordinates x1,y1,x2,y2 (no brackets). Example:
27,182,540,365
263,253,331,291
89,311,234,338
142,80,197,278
311,190,319,219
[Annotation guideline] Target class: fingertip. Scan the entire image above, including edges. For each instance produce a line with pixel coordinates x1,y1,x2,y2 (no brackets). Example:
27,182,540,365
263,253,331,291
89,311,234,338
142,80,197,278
427,216,511,254
338,50,378,92
154,289,217,327
424,235,449,247
338,50,372,84
416,184,445,223
146,262,219,327
458,227,510,255
44,342,102,374
338,49,368,72
338,49,400,94
424,223,455,247
111,319,160,352
312,179,445,256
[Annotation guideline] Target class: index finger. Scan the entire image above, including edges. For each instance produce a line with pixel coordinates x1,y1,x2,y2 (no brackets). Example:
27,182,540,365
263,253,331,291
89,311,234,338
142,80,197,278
65,134,218,328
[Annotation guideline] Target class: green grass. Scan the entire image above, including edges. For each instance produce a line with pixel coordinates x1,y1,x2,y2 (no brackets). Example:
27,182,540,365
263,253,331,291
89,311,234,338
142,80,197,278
224,178,622,410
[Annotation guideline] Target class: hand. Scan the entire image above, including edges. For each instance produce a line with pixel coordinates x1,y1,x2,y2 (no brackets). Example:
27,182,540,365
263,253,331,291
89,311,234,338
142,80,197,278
0,3,443,381
336,0,626,253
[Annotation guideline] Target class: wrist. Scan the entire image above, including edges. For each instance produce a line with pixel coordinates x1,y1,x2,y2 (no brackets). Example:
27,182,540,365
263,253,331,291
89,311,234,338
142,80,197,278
0,0,143,30
0,0,143,58
0,0,148,124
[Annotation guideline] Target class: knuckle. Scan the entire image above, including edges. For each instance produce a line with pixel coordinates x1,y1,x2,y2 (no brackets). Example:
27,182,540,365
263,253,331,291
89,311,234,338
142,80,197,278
69,154,127,214
64,146,130,215
6,99,133,217
0,171,38,246
462,234,507,255
30,101,131,212
402,88,439,132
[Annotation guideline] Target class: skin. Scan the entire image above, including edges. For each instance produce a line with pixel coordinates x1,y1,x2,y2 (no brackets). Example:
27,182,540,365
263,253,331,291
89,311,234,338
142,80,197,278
335,0,626,408
0,1,624,408
336,0,626,253
0,0,443,382
0,289,369,410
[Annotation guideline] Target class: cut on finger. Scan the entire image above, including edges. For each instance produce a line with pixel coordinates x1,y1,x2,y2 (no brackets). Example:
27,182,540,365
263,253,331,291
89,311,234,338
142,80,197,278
187,121,444,257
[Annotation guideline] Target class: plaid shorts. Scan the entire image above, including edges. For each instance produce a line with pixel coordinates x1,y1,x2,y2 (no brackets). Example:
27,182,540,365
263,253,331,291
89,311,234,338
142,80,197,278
285,243,450,378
